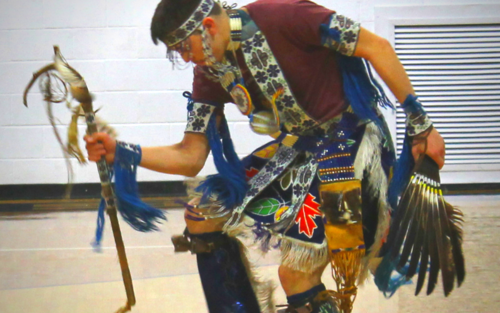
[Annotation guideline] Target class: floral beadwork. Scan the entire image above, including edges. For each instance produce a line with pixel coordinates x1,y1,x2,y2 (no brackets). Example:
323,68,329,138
406,114,433,136
241,27,345,136
242,32,320,135
185,102,217,133
321,13,361,57
231,145,299,218
164,0,214,46
278,155,318,223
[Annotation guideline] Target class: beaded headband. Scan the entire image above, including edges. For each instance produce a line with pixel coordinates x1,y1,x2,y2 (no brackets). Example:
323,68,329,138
164,0,215,47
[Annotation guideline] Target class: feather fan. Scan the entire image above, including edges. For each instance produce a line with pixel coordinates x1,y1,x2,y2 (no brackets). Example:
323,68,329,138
386,155,465,296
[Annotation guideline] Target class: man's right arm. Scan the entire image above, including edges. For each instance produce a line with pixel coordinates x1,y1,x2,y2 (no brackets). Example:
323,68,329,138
140,132,210,177
84,131,210,177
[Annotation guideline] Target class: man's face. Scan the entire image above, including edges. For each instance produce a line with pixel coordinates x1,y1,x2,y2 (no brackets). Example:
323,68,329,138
169,32,206,65
167,16,227,66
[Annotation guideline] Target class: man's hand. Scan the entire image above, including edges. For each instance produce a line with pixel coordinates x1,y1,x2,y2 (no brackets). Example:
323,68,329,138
411,128,445,169
84,132,117,164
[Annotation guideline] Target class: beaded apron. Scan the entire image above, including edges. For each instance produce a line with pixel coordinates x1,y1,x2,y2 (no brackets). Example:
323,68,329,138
222,14,365,255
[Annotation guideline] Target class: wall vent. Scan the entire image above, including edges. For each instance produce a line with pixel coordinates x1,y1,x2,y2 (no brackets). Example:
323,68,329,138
395,24,500,165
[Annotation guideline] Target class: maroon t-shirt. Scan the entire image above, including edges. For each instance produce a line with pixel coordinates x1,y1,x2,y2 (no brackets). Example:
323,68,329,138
192,0,348,123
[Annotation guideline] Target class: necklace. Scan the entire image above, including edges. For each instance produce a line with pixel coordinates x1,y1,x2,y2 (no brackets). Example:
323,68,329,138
202,10,253,116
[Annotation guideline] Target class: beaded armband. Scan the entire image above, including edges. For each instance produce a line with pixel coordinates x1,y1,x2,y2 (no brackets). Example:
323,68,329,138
114,141,142,168
402,95,433,137
320,13,361,57
185,102,218,134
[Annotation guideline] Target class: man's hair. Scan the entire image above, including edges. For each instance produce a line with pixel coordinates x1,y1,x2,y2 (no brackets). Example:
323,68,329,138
150,0,222,45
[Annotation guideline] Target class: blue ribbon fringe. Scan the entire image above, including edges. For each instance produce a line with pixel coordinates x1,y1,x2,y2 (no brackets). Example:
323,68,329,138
338,55,393,131
92,143,166,250
196,113,249,211
92,198,106,251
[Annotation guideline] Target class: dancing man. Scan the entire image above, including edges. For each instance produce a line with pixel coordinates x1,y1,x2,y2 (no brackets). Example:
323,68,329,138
85,0,445,312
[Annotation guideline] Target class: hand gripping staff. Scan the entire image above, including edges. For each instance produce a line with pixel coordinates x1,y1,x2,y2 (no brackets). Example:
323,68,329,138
23,46,166,313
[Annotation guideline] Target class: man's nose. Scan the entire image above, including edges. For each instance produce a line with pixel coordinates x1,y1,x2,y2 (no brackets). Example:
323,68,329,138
181,51,190,63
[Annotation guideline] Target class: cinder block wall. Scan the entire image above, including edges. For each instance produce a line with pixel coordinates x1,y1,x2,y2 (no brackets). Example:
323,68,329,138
0,0,495,185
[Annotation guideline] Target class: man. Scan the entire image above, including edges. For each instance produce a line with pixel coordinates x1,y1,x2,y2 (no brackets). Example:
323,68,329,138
85,0,445,312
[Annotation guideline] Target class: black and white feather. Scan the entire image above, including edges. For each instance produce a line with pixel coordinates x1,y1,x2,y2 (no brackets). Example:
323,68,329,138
386,155,465,296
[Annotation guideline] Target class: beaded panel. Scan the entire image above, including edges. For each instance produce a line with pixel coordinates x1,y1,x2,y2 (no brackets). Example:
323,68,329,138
321,13,361,57
185,102,217,134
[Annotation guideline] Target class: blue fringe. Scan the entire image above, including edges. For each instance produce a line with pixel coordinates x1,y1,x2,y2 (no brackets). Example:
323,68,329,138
92,143,167,248
196,114,249,210
337,55,392,132
320,18,393,118
335,51,417,296
91,198,106,252
114,152,167,232
364,59,394,110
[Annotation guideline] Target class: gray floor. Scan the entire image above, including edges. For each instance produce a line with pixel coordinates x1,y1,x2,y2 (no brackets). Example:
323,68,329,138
398,195,500,313
0,195,498,312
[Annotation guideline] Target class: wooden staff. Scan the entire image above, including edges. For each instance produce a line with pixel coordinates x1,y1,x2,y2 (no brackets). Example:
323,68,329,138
23,46,135,313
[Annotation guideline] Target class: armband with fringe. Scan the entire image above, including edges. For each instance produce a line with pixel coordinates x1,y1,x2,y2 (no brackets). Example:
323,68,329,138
93,140,166,248
320,13,361,57
113,141,166,231
402,94,433,137
185,100,218,134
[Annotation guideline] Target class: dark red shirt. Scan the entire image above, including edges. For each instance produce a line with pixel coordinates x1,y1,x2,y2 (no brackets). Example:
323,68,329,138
192,0,348,123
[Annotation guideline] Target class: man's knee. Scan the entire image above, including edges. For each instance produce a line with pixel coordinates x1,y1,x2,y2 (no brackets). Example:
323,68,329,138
278,265,326,296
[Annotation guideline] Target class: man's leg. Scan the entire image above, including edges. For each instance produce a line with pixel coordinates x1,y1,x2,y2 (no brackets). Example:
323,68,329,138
278,265,338,313
172,201,261,313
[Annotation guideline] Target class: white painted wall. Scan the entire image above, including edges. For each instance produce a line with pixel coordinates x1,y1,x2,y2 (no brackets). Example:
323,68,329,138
0,0,498,185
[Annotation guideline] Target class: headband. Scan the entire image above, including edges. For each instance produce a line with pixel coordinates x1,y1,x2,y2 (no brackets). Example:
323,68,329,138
164,0,215,46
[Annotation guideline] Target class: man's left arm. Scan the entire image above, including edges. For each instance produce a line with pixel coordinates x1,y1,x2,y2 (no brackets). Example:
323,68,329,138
353,27,445,168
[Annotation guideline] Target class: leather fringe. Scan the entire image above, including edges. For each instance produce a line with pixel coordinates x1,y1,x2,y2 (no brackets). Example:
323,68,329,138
330,249,365,313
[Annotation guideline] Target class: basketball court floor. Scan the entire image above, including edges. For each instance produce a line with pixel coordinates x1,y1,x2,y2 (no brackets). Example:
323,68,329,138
0,195,498,313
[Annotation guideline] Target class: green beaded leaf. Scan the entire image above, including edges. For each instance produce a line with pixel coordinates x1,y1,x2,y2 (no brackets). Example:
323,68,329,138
247,198,281,216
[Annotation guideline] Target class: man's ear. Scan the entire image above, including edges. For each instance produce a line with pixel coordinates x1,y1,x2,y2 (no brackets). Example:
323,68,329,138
202,17,217,36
